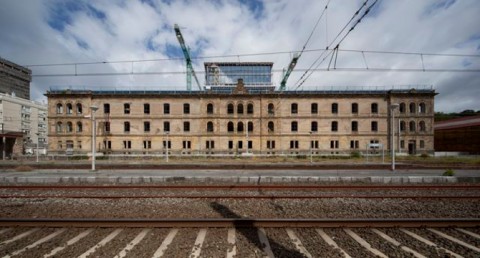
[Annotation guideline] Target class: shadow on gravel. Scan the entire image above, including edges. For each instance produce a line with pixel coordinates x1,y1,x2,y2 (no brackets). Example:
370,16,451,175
210,201,306,258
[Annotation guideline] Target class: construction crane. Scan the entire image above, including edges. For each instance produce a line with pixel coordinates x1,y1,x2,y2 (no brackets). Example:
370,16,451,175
279,53,299,91
174,24,202,91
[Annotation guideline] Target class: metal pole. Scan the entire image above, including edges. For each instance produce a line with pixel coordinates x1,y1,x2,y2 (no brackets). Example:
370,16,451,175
398,118,401,153
391,108,395,171
310,132,313,163
166,132,169,163
90,106,98,171
36,133,39,163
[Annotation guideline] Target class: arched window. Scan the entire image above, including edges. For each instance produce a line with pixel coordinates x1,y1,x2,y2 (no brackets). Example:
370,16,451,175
371,121,378,132
207,103,214,114
399,103,406,113
400,121,406,132
66,122,73,133
227,121,234,132
331,103,338,114
248,121,253,132
291,103,298,114
76,103,83,114
247,103,254,114
371,103,378,114
56,103,63,114
268,121,274,132
409,121,416,132
227,103,234,114
56,122,63,133
207,121,214,132
419,121,426,132
331,121,338,131
409,103,416,114
352,103,358,114
237,122,244,132
76,122,83,132
268,103,275,114
66,103,73,114
237,103,244,114
419,103,426,114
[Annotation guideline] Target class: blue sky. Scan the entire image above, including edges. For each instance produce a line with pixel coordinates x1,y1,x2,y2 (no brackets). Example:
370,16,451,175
0,0,479,112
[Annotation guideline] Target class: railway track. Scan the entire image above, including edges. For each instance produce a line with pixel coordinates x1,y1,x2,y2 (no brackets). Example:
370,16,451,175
0,219,479,257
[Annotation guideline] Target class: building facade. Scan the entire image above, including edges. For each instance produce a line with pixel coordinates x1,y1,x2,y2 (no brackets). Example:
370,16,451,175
0,57,31,100
0,93,47,158
434,115,480,154
46,82,435,156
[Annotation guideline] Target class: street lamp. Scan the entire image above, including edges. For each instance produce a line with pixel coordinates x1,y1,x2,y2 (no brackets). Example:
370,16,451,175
309,131,313,163
390,103,399,171
35,132,39,163
90,106,98,171
165,132,169,163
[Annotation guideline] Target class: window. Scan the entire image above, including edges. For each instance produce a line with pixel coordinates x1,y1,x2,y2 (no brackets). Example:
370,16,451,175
104,103,110,114
124,103,130,114
409,121,416,132
311,140,319,149
291,121,298,132
66,140,74,150
206,140,215,149
331,121,338,132
104,122,110,132
352,103,358,114
371,121,378,132
227,103,234,114
371,103,378,114
76,103,82,114
77,141,82,149
66,122,73,133
399,103,406,113
352,121,358,132
207,121,214,132
66,103,73,114
330,140,339,149
247,103,254,114
311,121,318,132
400,121,406,132
290,140,299,149
144,121,150,132
56,122,63,133
123,140,132,149
350,140,359,149
420,140,425,148
237,122,244,132
144,103,150,114
409,102,416,114
183,141,191,149
419,121,426,132
268,121,274,132
291,103,298,114
419,103,426,114
124,122,130,132
183,103,190,114
248,121,253,132
56,103,63,114
143,140,152,149
248,141,252,149
164,121,170,132
237,103,244,114
267,140,276,149
331,103,338,114
207,103,214,114
228,141,234,149
163,140,172,149
57,141,63,149
227,121,234,132
238,141,243,149
268,103,275,114
103,141,112,150
401,140,405,149
76,122,83,133
164,103,170,114
184,121,190,132
311,103,318,114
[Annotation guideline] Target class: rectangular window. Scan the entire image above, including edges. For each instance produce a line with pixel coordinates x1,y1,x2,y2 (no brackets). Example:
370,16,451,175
350,140,359,149
290,140,299,149
182,141,191,149
123,140,131,149
103,140,112,150
143,140,152,149
352,121,358,132
183,103,190,114
183,121,190,132
228,140,234,149
105,122,110,132
311,140,319,149
332,103,338,114
330,140,339,149
420,140,425,148
267,140,276,149
144,121,150,132
248,141,252,149
371,121,378,132
206,140,215,149
311,103,318,114
164,121,170,132
291,121,298,132
124,103,130,114
124,122,130,132
104,103,110,114
311,121,318,132
163,140,172,149
144,103,150,114
238,141,243,149
164,103,170,114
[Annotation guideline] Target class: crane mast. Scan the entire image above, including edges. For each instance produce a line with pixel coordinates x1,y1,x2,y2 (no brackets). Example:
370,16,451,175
279,53,299,91
174,24,202,91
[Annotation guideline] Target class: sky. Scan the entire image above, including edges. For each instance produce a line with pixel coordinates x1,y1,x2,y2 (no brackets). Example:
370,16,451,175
0,0,479,113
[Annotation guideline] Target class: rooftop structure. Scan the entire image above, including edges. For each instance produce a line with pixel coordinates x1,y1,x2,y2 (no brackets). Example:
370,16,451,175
0,57,31,100
204,62,274,92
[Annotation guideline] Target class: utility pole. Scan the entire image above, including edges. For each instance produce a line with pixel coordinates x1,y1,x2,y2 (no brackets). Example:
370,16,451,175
90,106,98,171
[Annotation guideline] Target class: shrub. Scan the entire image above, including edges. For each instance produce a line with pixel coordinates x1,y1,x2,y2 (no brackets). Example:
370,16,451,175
443,169,455,176
350,151,361,158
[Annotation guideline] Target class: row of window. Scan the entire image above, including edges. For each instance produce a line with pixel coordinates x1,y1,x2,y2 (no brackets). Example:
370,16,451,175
55,103,83,114
58,139,427,150
54,120,429,134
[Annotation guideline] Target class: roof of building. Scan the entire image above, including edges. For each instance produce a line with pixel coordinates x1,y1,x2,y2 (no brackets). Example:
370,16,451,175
434,115,480,130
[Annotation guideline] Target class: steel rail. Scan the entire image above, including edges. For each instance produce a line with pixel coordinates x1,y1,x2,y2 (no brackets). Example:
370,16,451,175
1,194,479,199
0,218,478,228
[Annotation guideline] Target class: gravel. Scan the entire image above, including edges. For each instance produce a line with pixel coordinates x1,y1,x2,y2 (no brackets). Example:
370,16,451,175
161,229,198,258
354,228,413,257
125,228,170,257
294,228,344,258
324,228,378,258
198,228,228,258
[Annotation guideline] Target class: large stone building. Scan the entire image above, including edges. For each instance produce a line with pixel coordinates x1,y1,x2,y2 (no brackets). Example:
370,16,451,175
46,63,435,156
0,57,31,100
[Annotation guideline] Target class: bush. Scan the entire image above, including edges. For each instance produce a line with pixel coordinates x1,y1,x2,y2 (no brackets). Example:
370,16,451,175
443,169,455,176
350,151,361,158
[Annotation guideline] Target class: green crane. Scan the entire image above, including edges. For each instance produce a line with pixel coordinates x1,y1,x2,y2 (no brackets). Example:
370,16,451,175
174,24,202,91
279,53,300,91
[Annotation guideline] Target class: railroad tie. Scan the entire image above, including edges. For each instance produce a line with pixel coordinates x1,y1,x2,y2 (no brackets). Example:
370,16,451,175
315,228,351,258
226,228,237,258
428,228,480,253
0,228,39,245
190,228,207,258
152,229,178,258
114,228,151,258
44,228,94,258
77,228,123,258
344,228,388,258
4,229,65,258
456,228,480,240
400,229,463,258
257,228,275,258
371,229,426,258
285,228,313,258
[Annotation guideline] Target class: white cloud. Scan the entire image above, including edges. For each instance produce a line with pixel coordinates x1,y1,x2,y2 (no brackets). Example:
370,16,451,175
0,0,479,112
